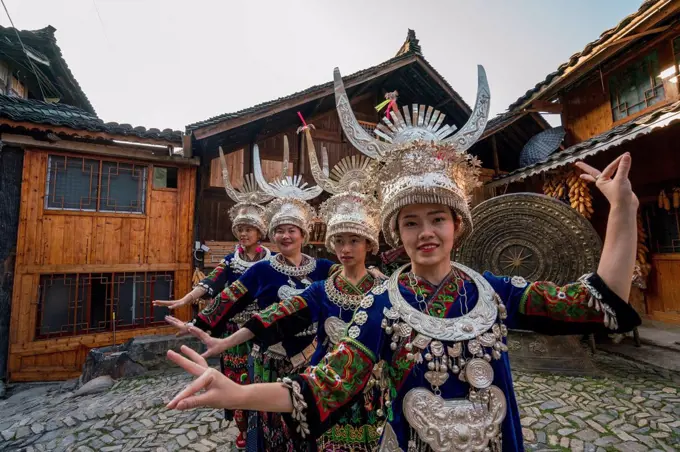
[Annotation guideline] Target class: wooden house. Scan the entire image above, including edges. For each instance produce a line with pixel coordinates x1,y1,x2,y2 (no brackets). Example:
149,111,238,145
485,0,680,324
186,30,548,268
0,26,198,382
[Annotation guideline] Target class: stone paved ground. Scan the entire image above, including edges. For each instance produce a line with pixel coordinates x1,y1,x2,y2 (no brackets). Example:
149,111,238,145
0,352,678,452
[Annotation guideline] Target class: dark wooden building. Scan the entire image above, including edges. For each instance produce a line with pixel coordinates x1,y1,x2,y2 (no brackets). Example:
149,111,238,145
185,30,547,267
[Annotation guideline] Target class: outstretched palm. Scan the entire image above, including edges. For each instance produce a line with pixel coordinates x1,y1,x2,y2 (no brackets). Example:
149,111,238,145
575,152,638,209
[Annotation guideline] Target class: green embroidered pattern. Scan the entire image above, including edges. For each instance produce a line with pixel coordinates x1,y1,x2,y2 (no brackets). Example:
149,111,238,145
519,280,604,323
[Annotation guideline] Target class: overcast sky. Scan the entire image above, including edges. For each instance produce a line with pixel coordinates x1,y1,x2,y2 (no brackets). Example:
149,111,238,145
2,0,644,131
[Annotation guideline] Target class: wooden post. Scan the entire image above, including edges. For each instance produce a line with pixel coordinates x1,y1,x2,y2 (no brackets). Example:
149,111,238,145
0,146,24,378
491,135,500,176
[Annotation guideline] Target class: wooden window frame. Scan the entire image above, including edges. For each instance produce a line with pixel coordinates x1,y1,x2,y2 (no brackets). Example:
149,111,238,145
35,271,174,339
609,49,666,123
44,152,151,218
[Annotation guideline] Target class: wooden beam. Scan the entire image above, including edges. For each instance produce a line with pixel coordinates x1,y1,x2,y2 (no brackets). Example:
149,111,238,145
182,134,193,158
0,118,181,147
414,57,472,115
193,56,418,141
527,100,563,114
18,263,192,275
598,25,671,50
491,136,500,175
1,134,200,166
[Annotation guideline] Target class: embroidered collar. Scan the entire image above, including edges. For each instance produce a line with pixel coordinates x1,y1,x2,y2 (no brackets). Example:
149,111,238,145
230,246,271,274
325,272,377,310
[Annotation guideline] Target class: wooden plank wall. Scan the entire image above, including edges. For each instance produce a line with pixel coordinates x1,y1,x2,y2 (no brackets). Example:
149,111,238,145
198,96,379,244
8,148,196,381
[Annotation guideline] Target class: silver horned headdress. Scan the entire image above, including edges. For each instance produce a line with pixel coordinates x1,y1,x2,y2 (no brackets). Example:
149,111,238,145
253,134,325,201
218,146,271,237
301,126,377,195
319,192,381,255
334,65,490,248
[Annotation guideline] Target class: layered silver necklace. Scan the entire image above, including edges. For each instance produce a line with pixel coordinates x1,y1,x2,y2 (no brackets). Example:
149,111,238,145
380,262,510,452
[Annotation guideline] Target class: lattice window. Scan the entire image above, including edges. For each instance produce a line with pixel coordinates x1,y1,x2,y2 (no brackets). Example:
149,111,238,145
609,50,665,122
99,161,147,213
45,155,147,214
36,272,173,339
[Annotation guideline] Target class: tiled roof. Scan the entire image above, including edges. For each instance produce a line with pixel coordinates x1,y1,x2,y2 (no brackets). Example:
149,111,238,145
0,25,96,115
507,0,664,111
187,30,471,132
486,100,680,188
0,94,182,143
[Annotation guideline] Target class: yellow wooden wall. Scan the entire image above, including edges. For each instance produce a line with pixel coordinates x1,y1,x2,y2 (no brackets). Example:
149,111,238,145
8,148,196,382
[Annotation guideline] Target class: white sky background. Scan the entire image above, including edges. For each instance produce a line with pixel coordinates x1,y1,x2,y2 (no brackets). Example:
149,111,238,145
1,0,644,131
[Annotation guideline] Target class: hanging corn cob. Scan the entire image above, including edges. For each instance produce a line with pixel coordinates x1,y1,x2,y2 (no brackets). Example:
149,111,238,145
567,169,594,220
673,188,680,209
660,190,671,211
633,211,651,289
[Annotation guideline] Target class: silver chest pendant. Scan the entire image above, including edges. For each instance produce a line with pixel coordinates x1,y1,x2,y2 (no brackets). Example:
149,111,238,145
380,262,510,452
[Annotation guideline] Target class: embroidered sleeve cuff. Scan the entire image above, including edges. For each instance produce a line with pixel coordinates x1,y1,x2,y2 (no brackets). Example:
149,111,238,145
580,273,641,333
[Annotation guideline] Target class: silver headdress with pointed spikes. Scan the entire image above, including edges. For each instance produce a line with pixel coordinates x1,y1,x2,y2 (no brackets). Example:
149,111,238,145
334,66,491,248
253,135,325,201
218,147,271,237
301,127,377,195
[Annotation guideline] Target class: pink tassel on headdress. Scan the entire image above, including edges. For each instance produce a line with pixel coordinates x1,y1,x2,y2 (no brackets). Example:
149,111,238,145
296,111,316,134
376,91,399,118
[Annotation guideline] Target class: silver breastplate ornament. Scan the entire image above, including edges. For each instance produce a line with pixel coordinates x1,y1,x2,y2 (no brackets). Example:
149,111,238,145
379,262,510,452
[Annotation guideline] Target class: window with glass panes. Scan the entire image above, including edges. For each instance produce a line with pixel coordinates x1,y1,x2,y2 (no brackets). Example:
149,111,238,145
45,155,147,213
609,50,665,122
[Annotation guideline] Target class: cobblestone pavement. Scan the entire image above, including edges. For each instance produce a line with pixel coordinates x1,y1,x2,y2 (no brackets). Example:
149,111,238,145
0,352,678,452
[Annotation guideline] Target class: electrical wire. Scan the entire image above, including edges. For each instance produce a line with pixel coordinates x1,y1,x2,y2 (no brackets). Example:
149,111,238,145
0,0,48,101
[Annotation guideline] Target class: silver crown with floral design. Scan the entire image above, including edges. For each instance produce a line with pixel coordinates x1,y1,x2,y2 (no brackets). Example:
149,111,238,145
264,197,317,245
334,65,490,248
319,192,380,254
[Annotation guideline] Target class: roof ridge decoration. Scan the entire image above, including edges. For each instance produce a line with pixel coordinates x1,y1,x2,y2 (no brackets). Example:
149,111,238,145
253,134,326,201
395,29,422,57
333,65,490,160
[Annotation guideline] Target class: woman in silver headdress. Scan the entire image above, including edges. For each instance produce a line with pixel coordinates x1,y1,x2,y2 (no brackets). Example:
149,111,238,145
153,149,273,450
163,67,641,452
189,189,384,451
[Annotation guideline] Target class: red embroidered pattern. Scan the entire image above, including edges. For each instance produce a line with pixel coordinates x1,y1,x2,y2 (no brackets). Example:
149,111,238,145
520,281,605,323
301,339,375,422
255,296,308,328
199,280,249,327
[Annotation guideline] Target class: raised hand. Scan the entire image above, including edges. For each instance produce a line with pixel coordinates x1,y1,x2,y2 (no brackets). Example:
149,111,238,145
187,326,232,358
165,315,191,337
575,152,638,210
166,348,242,411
